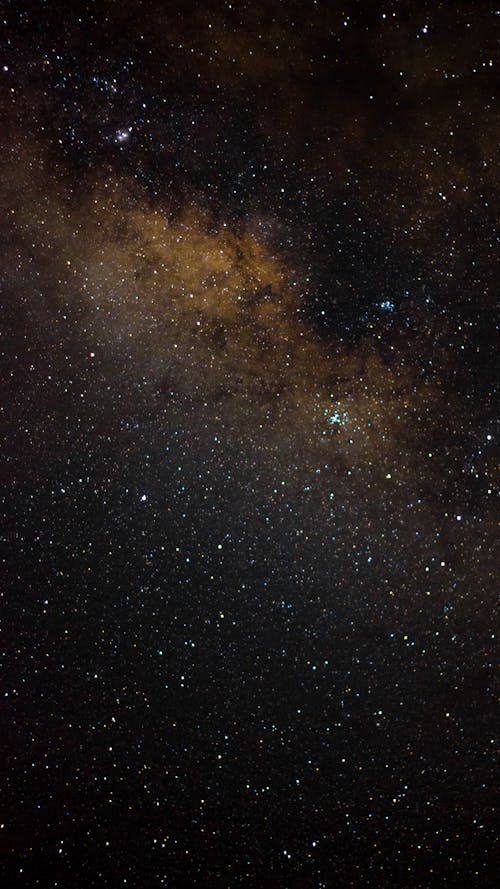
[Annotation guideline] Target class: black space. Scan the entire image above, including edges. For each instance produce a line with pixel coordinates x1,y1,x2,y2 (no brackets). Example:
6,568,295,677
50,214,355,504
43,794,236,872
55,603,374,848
1,2,498,887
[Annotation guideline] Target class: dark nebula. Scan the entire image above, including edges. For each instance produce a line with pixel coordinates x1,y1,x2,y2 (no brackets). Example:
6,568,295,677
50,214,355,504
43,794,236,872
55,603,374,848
1,2,498,887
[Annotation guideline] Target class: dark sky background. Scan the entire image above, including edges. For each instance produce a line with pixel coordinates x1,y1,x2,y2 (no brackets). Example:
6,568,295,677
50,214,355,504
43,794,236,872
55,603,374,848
1,1,498,887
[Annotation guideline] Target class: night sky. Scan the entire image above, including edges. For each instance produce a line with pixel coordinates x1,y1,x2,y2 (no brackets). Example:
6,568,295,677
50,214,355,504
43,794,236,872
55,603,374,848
1,1,499,887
